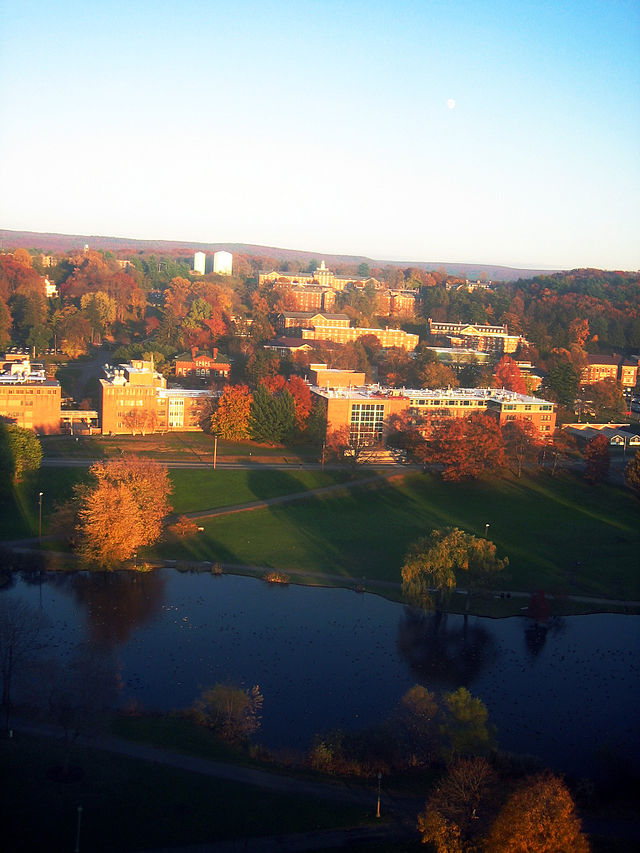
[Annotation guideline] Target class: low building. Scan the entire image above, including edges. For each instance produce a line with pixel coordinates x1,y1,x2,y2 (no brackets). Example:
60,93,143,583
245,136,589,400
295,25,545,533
307,364,366,388
0,356,61,433
563,423,640,448
312,384,556,445
99,359,216,434
263,338,319,358
174,347,231,379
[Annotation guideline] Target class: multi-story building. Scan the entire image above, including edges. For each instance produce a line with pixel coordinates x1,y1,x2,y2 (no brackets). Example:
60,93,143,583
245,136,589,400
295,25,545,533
283,285,336,312
277,312,350,334
174,347,231,379
301,324,419,351
0,356,61,433
193,252,206,275
99,360,216,434
428,319,526,354
312,384,556,445
307,364,366,388
581,355,639,390
259,261,380,292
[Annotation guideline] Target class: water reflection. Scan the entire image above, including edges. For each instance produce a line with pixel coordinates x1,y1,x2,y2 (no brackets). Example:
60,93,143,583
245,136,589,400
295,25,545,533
397,607,497,687
68,571,166,648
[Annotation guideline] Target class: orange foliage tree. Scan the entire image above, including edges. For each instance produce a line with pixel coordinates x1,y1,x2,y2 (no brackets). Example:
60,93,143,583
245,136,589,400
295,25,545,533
487,771,590,852
75,456,172,568
210,384,253,441
583,433,610,483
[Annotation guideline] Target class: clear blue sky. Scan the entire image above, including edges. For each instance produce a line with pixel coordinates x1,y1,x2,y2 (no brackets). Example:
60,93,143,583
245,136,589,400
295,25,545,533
1,0,638,270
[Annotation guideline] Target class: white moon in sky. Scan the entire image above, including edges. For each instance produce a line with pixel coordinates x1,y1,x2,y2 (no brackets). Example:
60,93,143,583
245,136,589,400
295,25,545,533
447,98,456,110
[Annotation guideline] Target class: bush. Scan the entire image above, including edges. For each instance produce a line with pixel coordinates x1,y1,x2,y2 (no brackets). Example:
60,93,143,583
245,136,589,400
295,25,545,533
263,570,290,584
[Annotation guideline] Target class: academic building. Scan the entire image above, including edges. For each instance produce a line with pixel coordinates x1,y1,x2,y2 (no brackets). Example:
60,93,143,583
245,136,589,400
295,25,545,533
0,356,61,433
174,347,231,380
99,360,215,434
311,382,556,446
259,261,380,293
428,319,527,354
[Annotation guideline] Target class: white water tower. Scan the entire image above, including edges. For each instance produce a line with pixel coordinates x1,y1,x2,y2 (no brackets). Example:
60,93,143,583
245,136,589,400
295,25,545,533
193,251,206,275
213,251,233,276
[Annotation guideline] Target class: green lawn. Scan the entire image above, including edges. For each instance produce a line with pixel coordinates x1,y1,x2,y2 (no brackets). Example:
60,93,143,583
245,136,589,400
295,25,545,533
1,733,368,853
151,471,640,600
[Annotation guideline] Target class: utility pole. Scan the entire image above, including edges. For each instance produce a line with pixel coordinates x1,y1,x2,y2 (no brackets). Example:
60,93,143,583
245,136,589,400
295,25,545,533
38,492,43,544
213,435,218,470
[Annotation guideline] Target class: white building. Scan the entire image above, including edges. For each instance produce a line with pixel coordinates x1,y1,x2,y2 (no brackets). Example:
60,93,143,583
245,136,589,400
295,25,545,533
213,251,233,276
193,251,206,275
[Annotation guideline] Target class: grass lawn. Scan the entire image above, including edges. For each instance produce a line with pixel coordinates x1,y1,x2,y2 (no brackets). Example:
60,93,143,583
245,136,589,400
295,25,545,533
0,469,355,541
1,733,368,853
151,471,640,601
40,432,321,462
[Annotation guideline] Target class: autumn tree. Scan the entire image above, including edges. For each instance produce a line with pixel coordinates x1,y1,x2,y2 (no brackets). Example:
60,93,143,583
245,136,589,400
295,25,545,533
487,772,590,853
439,687,495,759
0,423,43,484
582,377,625,421
624,451,640,496
583,433,610,484
418,757,498,852
492,355,526,394
502,419,541,477
394,685,439,766
74,456,172,568
210,384,252,441
402,528,507,611
193,683,263,743
431,413,505,481
262,374,312,430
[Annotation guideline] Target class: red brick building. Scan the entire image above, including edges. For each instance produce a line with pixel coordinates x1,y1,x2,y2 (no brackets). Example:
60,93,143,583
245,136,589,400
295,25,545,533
174,347,231,379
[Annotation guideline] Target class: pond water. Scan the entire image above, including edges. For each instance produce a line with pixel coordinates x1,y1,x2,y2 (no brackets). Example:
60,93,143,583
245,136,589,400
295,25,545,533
4,569,639,777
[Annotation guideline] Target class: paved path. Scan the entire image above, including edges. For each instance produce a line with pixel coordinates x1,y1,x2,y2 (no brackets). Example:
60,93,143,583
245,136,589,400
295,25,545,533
9,718,420,852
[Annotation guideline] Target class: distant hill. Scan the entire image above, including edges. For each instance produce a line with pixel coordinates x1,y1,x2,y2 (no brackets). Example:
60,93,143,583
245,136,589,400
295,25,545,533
0,228,561,282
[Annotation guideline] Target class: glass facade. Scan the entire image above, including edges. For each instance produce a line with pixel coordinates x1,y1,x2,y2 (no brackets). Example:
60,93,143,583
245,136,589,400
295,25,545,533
349,403,385,446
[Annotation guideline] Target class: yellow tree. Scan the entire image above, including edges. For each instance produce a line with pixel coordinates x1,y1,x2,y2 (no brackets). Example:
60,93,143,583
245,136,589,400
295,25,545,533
210,384,253,441
487,772,590,852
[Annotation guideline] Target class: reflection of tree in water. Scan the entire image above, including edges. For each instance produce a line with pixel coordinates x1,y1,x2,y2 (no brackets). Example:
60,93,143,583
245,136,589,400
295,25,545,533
397,607,497,688
524,616,566,658
70,571,166,648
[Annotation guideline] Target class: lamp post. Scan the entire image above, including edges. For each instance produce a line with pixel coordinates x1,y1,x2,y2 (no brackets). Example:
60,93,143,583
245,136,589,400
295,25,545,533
484,523,490,538
213,434,218,470
376,772,382,818
74,805,83,852
38,492,43,544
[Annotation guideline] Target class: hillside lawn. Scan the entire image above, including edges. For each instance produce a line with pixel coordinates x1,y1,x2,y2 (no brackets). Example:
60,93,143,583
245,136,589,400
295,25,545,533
151,470,640,601
2,466,638,602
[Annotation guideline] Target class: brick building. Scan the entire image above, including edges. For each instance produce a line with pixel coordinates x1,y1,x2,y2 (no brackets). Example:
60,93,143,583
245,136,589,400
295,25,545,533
174,347,231,379
428,319,526,354
581,355,639,390
0,356,61,433
99,360,215,434
312,384,556,446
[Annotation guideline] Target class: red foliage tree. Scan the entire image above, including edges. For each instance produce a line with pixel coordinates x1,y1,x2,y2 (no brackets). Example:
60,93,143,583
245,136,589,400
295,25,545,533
262,375,312,429
431,413,505,481
584,433,610,483
492,355,526,394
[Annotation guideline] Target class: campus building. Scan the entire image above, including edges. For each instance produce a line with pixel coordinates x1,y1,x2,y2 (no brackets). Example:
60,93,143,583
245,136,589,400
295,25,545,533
259,261,380,293
99,360,215,434
311,383,556,446
428,319,527,354
0,356,61,433
174,347,231,379
581,354,639,390
301,324,419,351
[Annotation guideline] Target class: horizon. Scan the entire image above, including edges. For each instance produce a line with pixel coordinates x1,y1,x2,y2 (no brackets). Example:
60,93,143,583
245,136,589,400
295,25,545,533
1,1,639,270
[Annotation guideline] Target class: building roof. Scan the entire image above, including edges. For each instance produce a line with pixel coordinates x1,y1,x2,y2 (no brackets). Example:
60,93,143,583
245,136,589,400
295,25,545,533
587,354,620,365
280,311,350,321
311,385,553,406
175,350,231,363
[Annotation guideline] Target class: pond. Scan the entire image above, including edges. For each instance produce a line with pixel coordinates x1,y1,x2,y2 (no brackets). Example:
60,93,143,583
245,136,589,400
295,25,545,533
4,569,639,777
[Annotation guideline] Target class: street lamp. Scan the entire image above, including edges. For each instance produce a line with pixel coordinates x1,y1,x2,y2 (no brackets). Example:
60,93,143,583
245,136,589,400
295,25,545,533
484,523,490,538
376,772,382,818
213,434,218,470
38,492,43,544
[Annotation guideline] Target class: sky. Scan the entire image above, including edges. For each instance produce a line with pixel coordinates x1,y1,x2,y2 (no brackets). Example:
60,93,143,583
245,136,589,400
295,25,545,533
1,0,639,270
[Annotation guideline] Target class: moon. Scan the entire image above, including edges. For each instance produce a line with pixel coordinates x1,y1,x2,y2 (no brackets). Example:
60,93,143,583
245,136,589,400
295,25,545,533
447,98,456,110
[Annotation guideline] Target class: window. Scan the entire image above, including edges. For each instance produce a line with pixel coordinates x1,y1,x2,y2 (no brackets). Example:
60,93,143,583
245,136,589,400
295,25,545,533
350,403,384,446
